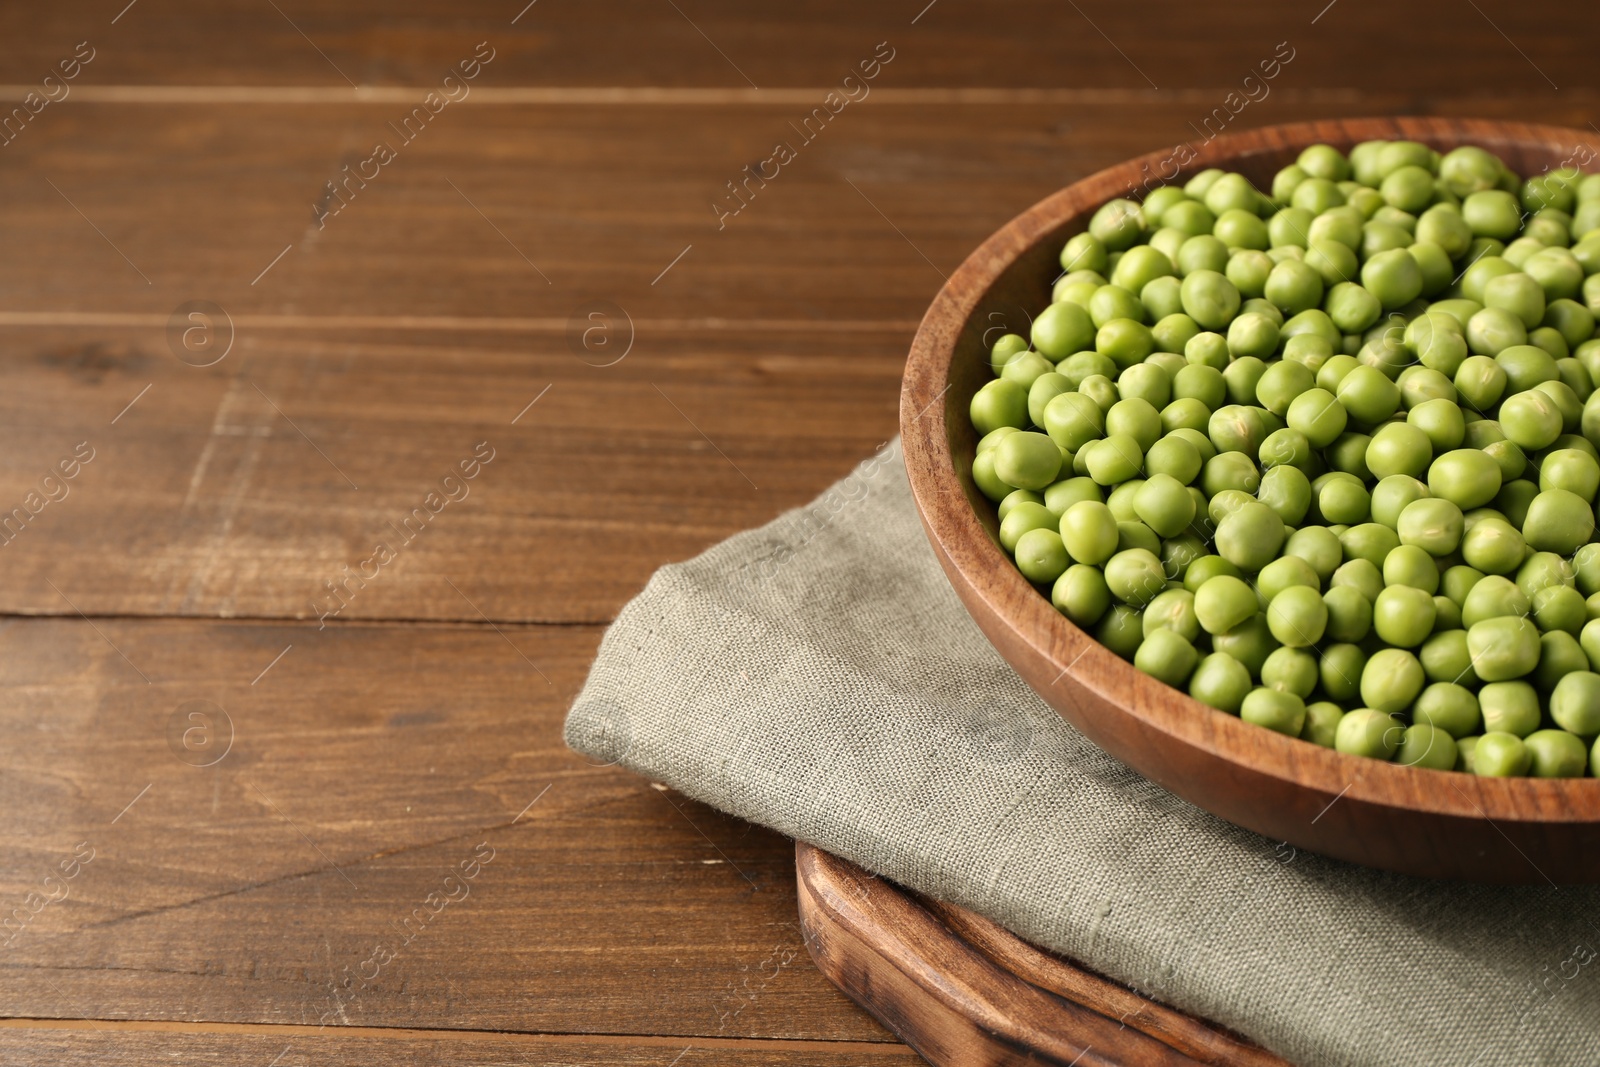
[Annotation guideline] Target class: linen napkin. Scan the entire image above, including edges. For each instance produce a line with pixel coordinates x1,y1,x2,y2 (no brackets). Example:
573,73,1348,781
565,439,1600,1067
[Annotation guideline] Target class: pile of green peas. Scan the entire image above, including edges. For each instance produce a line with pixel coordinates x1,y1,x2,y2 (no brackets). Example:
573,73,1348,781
971,139,1600,778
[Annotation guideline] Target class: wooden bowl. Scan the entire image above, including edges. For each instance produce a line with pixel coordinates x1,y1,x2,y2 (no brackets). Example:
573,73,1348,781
901,117,1600,884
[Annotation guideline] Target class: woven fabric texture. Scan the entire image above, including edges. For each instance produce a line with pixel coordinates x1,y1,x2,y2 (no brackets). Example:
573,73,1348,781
565,440,1600,1067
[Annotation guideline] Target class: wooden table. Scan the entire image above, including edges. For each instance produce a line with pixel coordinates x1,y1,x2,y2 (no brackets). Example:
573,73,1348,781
0,3,1592,1062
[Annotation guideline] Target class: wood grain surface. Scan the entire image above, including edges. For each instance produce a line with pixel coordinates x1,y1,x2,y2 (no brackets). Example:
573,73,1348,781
797,843,1289,1067
2,0,1597,1061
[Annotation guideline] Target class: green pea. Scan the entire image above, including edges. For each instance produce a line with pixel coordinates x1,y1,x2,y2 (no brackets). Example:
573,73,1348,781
1088,284,1146,328
1120,518,1158,556
1408,315,1470,376
1364,422,1433,480
1214,614,1280,677
1535,631,1591,694
1284,526,1342,582
1407,397,1466,452
1014,527,1069,584
989,333,1030,373
1096,318,1157,369
1533,585,1586,636
1179,269,1241,330
1525,729,1588,778
1522,488,1594,555
1059,500,1119,565
1143,588,1199,641
1372,585,1436,647
1334,365,1400,424
1095,604,1145,659
1189,652,1253,712
1215,208,1269,251
1466,616,1541,681
1441,564,1485,606
992,431,1063,491
1472,731,1531,776
1060,351,1119,388
1461,517,1525,575
1383,543,1440,592
1265,585,1328,649
999,501,1056,552
1461,575,1530,627
1134,627,1199,687
1550,671,1600,735
1194,574,1258,636
1339,522,1400,568
1041,392,1104,451
1105,398,1162,452
1320,645,1368,704
1084,434,1144,486
1241,687,1307,736
1225,312,1278,360
1061,232,1109,273
1466,306,1528,357
1215,501,1285,572
1001,350,1055,389
1183,553,1241,592
1201,453,1260,500
1183,331,1229,370
1165,200,1218,239
1150,312,1200,355
1416,205,1474,258
1525,248,1584,302
1396,723,1457,771
1414,683,1481,739
1454,354,1508,410
1360,648,1426,714
1462,190,1522,240
1479,680,1541,737
1030,300,1094,363
1261,647,1318,698
1322,586,1372,643
972,450,1011,502
1363,476,1427,531
1336,707,1402,759
1104,548,1167,607
1089,198,1146,251
1433,447,1504,508
1483,272,1547,330
1439,146,1502,198
1421,628,1478,685
1331,556,1385,604
998,488,1044,522
1257,465,1312,526
1361,248,1424,310
1397,498,1464,557
977,429,1020,458
1325,281,1382,334
971,378,1029,435
1052,563,1111,626
1576,544,1600,597
1141,436,1198,486
1296,701,1342,748
1112,245,1175,295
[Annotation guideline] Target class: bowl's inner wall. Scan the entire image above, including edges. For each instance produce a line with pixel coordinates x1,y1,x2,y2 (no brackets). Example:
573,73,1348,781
945,131,1583,538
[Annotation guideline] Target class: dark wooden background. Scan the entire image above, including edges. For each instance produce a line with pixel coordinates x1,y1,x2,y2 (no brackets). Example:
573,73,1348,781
0,1,1593,1062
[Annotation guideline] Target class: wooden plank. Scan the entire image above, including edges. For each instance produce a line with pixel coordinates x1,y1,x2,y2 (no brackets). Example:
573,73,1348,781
0,618,891,1043
0,325,900,621
0,1022,920,1065
0,0,1591,92
798,844,1288,1067
0,98,1592,322
0,99,1594,623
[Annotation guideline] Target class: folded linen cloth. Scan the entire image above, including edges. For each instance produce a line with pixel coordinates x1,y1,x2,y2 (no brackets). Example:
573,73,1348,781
565,439,1600,1067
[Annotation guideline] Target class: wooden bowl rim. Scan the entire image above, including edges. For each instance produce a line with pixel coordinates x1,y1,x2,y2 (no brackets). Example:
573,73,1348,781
902,116,1600,829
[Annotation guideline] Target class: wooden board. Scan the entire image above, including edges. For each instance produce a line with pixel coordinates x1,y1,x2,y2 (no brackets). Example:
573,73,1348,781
0,1022,921,1066
797,842,1290,1067
0,618,891,1044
